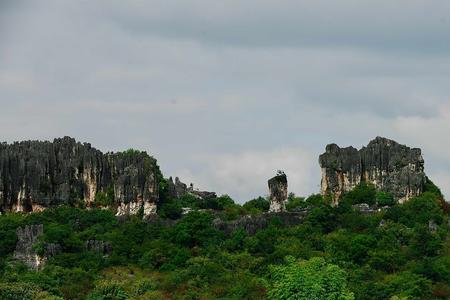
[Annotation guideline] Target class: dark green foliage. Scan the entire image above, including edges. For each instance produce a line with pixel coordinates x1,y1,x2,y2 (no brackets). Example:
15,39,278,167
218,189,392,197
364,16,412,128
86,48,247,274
267,256,354,299
306,204,337,233
158,193,241,220
118,148,162,174
0,282,63,300
305,193,328,206
424,177,444,199
198,194,235,210
170,211,224,247
85,281,129,300
286,193,306,211
0,213,25,257
93,186,115,207
243,196,270,213
377,271,431,299
384,192,444,226
342,182,377,205
157,198,183,219
376,191,396,206
0,188,449,299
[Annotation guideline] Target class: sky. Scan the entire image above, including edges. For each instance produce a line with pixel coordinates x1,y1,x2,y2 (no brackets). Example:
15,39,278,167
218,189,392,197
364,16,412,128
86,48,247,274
1,0,450,202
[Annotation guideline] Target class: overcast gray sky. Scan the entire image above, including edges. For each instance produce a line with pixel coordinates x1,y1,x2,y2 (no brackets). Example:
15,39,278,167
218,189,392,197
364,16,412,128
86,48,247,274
1,0,450,202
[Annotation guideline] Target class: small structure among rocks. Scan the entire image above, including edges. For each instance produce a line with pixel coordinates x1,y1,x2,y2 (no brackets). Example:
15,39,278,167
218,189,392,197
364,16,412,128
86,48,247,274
268,171,288,212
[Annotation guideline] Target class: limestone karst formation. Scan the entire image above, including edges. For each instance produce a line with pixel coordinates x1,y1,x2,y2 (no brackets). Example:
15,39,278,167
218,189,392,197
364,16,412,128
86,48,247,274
167,176,217,200
268,171,288,212
319,136,426,204
0,136,430,219
0,137,160,217
6,136,434,271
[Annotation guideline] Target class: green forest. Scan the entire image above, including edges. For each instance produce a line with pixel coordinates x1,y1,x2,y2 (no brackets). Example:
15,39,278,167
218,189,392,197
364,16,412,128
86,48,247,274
0,180,449,300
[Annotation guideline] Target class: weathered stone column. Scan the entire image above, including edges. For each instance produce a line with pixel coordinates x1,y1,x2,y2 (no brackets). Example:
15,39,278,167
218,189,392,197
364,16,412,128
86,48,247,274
268,171,288,212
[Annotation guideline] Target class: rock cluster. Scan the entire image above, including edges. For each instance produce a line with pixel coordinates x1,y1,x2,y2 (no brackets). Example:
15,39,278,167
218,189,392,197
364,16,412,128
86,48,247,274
167,176,217,200
168,177,188,199
14,224,45,270
0,137,160,217
319,137,426,204
268,171,288,212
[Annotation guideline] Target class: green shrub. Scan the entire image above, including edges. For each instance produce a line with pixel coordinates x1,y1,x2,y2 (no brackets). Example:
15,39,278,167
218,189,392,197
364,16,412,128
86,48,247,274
376,192,396,206
86,280,129,300
267,256,354,300
286,193,307,211
342,182,376,205
243,196,270,213
0,282,62,300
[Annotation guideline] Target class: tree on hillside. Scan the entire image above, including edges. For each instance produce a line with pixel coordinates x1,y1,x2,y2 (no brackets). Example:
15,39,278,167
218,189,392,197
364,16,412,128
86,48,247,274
267,256,354,300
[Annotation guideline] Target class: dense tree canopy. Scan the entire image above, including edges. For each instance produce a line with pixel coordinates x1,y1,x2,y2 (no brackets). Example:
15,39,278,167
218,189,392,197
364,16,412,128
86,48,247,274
267,256,354,300
0,182,448,299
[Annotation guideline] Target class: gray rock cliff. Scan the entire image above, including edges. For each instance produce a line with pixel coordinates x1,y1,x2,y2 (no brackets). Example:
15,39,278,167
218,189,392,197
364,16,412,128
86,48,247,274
0,137,160,217
319,137,426,204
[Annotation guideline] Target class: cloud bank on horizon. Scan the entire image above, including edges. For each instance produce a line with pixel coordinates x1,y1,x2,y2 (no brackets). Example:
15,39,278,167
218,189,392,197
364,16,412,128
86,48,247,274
1,0,450,202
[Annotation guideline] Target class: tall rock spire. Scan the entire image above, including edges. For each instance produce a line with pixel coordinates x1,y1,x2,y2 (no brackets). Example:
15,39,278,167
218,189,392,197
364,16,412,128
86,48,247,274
268,171,288,212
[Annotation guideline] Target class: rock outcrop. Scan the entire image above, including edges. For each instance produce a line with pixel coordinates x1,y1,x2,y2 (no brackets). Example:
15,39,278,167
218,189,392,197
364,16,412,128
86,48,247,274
168,177,188,199
0,137,160,217
14,224,45,270
167,176,217,200
268,171,288,212
319,137,426,204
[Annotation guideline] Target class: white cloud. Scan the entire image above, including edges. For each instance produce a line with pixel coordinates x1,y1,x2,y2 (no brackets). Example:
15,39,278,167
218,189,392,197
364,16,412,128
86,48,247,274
394,104,450,164
0,71,36,90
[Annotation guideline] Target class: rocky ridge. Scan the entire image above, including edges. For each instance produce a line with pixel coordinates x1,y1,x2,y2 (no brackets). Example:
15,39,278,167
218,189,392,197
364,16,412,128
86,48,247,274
319,137,426,204
0,137,160,218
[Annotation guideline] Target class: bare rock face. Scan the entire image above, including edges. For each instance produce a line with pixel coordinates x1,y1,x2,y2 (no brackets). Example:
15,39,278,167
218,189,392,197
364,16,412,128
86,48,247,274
319,137,426,204
268,171,288,212
14,224,45,270
0,137,160,218
168,177,188,198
